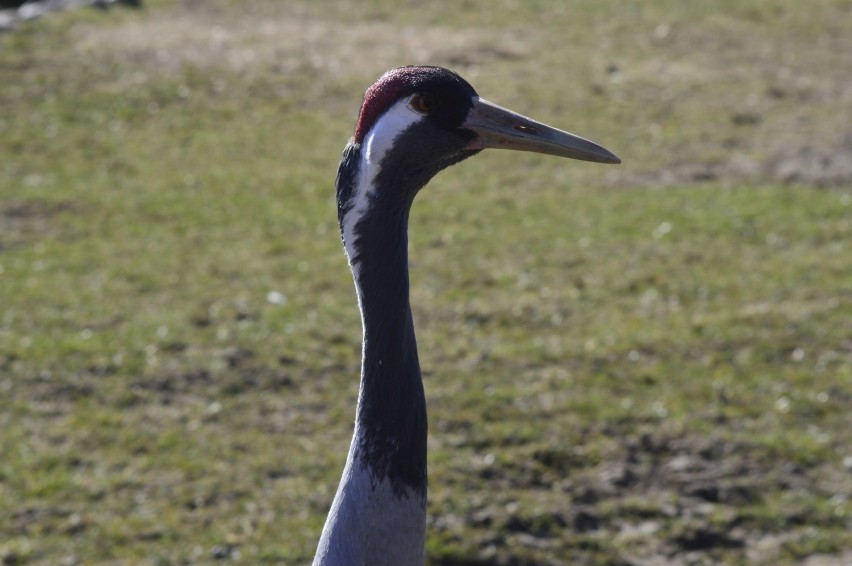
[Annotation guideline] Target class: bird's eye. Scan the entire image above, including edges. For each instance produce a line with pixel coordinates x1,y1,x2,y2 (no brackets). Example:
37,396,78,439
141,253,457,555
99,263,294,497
410,93,438,114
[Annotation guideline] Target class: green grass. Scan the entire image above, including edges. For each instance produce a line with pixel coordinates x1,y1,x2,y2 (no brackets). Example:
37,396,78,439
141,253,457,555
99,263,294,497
1,1,851,564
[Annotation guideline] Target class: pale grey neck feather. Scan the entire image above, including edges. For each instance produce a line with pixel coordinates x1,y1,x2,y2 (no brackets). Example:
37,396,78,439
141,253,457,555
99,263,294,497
313,430,426,566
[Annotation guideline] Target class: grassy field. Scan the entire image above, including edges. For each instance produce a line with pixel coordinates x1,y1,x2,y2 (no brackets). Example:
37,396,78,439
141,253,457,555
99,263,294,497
1,1,851,564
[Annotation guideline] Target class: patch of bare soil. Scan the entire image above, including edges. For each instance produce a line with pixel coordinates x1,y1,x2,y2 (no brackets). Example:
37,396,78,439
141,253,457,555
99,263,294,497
437,428,850,565
0,199,78,250
124,345,295,406
765,135,852,188
627,133,852,190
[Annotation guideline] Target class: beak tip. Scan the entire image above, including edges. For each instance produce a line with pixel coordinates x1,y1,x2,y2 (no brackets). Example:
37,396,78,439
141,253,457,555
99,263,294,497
596,148,621,165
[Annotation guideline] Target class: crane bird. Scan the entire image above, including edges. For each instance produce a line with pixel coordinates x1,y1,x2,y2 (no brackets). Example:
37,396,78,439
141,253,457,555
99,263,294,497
313,66,620,565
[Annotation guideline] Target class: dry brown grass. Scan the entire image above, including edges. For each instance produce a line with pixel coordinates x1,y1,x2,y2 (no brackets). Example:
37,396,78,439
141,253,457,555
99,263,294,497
73,6,528,78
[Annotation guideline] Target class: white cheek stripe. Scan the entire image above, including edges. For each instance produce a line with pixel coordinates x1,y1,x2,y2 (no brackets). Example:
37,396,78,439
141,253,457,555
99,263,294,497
341,96,424,277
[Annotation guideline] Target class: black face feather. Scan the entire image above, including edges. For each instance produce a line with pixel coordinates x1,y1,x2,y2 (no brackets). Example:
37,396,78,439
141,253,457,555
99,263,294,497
335,143,360,231
360,118,479,221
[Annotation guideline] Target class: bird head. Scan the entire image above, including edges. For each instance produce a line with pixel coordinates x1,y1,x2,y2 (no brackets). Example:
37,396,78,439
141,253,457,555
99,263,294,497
337,66,620,265
350,66,619,187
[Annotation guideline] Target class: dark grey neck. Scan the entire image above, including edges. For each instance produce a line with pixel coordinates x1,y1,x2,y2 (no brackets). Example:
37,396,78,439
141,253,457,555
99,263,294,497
337,144,428,500
352,219,427,499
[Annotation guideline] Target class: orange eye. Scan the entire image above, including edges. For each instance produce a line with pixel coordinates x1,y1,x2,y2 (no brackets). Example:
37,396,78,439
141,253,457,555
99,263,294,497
410,93,438,114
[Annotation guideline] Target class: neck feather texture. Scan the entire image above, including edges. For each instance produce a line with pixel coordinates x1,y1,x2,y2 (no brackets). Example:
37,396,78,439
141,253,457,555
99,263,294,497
352,209,427,498
341,140,429,498
314,141,428,566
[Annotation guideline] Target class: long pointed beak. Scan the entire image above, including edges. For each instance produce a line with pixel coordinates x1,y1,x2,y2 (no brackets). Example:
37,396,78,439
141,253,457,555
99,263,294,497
463,98,621,164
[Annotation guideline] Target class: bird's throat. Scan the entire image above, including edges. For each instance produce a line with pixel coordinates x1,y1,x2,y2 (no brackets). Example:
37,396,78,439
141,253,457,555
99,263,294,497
348,203,428,501
335,139,435,499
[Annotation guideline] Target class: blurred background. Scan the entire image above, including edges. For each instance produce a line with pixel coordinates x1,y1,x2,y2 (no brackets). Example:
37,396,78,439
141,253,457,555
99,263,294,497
1,0,850,564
